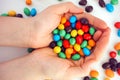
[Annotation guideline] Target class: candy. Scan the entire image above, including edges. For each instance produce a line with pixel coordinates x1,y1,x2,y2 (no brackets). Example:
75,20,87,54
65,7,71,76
69,15,77,23
30,8,37,17
117,68,120,75
118,50,120,56
8,10,16,16
76,35,83,44
116,63,120,68
78,29,84,35
79,0,87,6
27,48,35,53
65,26,72,33
63,40,70,48
71,23,76,29
90,70,99,77
57,40,62,47
83,76,90,80
87,45,92,50
88,39,96,47
80,18,89,25
26,0,32,5
65,48,73,55
102,62,111,69
58,52,66,59
49,41,56,48
24,7,30,16
59,30,66,37
81,40,88,48
53,46,61,53
90,77,98,80
74,44,81,52
64,20,70,27
117,29,120,37
1,13,8,16
114,22,120,29
78,49,84,56
53,34,60,41
109,51,116,58
104,78,110,80
71,29,77,37
75,21,82,30
89,27,95,35
16,14,23,18
71,54,80,60
82,25,89,32
61,46,65,52
58,24,64,30
85,6,93,13
110,64,116,71
99,0,106,8
61,17,67,24
83,33,92,40
53,29,59,34
83,47,91,56
105,69,114,78
105,4,114,12
69,38,76,45
114,42,120,50
64,33,71,39
110,0,119,5
109,58,117,65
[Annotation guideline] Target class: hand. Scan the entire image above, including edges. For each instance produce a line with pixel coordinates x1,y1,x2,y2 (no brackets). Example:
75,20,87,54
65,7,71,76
29,2,83,48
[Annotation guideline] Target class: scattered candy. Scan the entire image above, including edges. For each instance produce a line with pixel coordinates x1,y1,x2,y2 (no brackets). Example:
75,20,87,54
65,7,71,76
99,0,106,8
105,4,114,12
30,8,37,17
114,42,120,50
16,14,23,18
114,22,120,29
26,0,32,5
90,77,98,80
24,7,31,16
83,76,90,80
85,6,93,13
8,10,16,16
1,13,8,16
109,51,116,58
110,0,119,5
104,78,110,80
117,29,120,37
79,0,87,6
105,69,114,78
90,70,99,78
49,15,96,60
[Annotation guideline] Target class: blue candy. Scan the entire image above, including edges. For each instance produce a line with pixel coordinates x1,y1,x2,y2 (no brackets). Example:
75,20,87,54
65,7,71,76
118,29,120,37
71,23,76,29
69,15,77,23
83,47,91,56
106,4,114,12
31,8,37,16
53,34,60,41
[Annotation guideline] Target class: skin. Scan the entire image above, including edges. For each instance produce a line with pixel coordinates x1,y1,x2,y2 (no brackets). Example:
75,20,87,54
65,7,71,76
0,2,110,80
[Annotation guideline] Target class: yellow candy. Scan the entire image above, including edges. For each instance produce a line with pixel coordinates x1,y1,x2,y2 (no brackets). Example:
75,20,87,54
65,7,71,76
71,29,77,37
74,44,81,52
78,29,84,35
8,10,16,16
104,78,110,80
53,46,61,53
61,17,67,24
58,24,64,30
87,45,92,50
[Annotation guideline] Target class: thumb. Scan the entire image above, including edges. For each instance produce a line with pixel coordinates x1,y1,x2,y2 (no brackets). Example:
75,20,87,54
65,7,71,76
49,2,84,15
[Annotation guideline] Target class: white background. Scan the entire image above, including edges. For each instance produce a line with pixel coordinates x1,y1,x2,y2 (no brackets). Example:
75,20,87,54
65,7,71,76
0,0,120,80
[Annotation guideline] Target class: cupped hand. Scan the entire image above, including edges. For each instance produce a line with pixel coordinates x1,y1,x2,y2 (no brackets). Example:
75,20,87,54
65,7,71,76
29,2,83,48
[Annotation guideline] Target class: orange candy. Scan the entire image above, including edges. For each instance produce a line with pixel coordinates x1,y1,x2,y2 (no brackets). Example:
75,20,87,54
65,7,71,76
104,78,110,80
26,0,32,5
66,53,71,59
90,70,99,77
105,69,114,78
65,48,73,55
78,49,84,57
114,42,120,50
61,17,67,24
88,39,96,47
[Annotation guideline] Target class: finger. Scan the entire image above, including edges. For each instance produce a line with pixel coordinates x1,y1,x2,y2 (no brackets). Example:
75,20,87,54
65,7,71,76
75,13,108,30
50,2,84,15
93,30,102,41
85,28,111,62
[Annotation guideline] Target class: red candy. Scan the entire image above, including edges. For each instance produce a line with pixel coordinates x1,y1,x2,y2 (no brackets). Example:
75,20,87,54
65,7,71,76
64,20,71,27
83,33,91,40
117,68,120,76
109,51,116,58
75,21,82,30
63,40,70,48
76,35,83,44
82,25,89,32
115,22,120,29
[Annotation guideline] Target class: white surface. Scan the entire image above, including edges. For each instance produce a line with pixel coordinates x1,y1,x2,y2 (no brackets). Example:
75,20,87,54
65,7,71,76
0,0,120,80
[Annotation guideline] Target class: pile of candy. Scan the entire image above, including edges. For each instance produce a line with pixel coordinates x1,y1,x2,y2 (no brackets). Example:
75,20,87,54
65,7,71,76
114,22,120,37
49,15,96,61
83,70,99,80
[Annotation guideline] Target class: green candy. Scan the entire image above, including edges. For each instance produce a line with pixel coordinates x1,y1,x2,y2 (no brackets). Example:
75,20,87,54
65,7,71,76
90,77,98,80
27,48,35,53
118,50,120,56
71,54,80,61
69,38,76,45
59,30,66,37
64,33,71,39
81,40,88,48
24,7,30,16
111,0,118,5
1,13,8,16
89,27,95,35
58,52,66,59
57,40,62,47
53,29,59,34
